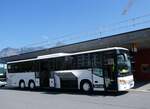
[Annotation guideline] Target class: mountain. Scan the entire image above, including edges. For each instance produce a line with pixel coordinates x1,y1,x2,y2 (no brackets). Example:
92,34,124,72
55,41,65,47
0,47,19,58
19,47,44,54
0,46,44,58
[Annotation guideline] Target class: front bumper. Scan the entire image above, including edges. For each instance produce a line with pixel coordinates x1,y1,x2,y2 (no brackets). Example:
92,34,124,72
0,81,7,86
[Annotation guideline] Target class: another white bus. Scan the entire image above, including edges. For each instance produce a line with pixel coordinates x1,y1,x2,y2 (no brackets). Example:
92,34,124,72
6,47,134,92
0,64,7,87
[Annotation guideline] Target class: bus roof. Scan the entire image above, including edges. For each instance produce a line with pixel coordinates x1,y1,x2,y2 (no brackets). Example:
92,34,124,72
7,47,128,64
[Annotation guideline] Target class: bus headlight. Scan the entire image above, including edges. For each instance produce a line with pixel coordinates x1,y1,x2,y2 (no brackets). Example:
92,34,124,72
118,80,127,85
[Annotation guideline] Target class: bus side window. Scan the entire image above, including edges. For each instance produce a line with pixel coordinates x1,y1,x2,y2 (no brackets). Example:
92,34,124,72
92,53,102,68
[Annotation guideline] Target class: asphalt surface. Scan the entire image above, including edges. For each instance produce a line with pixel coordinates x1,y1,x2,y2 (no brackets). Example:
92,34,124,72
0,87,150,109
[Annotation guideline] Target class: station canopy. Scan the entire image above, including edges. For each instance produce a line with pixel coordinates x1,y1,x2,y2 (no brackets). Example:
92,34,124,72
0,28,150,63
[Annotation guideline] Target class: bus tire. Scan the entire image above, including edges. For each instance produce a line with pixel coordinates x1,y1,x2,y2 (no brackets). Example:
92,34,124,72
80,80,93,94
28,80,35,90
19,80,25,89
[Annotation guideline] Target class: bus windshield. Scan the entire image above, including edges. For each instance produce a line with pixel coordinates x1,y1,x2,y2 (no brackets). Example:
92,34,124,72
117,51,131,77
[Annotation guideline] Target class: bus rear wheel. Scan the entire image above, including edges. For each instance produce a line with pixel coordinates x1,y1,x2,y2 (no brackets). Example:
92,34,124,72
80,81,93,94
19,80,25,89
28,81,35,90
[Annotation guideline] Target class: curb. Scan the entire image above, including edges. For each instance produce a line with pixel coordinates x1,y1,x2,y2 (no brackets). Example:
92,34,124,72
129,89,150,93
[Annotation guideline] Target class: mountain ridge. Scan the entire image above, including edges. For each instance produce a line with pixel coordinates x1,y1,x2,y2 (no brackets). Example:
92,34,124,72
0,47,44,58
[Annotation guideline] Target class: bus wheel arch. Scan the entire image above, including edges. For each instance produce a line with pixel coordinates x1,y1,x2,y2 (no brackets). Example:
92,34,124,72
28,80,35,89
80,79,93,93
19,80,26,89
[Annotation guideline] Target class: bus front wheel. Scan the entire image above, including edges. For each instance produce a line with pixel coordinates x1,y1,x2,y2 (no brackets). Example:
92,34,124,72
80,80,93,94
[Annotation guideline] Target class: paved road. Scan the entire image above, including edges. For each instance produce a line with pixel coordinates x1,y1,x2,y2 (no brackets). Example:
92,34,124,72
0,88,150,109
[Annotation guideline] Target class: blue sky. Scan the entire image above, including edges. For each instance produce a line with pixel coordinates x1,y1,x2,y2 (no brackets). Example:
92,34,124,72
0,0,150,50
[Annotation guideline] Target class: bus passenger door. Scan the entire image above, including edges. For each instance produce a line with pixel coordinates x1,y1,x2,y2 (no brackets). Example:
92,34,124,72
103,52,117,91
39,60,50,87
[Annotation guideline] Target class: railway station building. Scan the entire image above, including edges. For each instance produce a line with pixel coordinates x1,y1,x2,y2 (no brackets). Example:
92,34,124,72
0,28,150,81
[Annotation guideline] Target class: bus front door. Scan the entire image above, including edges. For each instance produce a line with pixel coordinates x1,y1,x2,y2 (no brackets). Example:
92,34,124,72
103,53,117,91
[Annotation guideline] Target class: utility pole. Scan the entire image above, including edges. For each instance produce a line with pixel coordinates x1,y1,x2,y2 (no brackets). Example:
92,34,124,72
122,0,135,15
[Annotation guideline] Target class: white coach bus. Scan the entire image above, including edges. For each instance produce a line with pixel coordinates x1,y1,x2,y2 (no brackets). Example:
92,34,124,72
6,47,134,92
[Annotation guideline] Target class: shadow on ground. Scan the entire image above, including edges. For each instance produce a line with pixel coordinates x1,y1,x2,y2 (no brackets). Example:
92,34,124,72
41,89,128,97
133,81,150,89
0,86,128,97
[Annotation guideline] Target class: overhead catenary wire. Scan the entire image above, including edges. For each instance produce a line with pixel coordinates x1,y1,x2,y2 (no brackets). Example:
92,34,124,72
21,13,150,51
